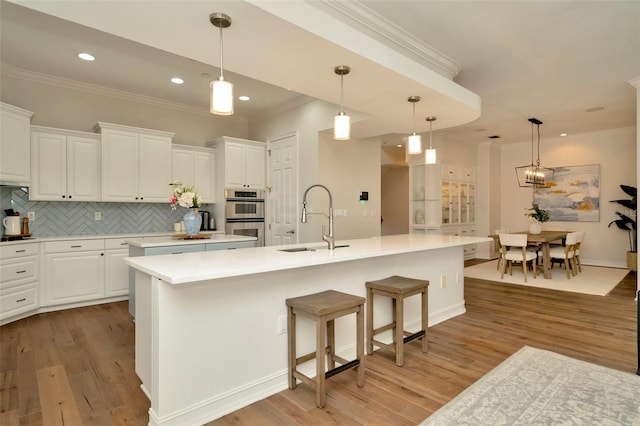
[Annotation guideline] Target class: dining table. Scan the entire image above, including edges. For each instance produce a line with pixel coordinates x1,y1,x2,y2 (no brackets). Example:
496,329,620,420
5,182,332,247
491,230,568,279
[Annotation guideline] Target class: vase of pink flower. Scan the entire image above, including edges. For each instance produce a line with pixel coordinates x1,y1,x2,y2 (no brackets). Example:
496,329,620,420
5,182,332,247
169,181,202,236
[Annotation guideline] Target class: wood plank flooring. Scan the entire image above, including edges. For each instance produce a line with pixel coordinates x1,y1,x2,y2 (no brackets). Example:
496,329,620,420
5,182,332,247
1,262,637,425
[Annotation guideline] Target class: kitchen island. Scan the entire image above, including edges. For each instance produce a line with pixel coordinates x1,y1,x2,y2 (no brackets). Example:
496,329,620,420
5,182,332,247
125,233,491,426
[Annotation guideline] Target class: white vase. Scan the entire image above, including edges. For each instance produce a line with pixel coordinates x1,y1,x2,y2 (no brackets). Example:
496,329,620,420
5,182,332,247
529,221,542,234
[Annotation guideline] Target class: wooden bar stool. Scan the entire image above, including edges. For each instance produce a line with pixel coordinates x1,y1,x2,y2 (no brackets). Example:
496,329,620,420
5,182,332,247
366,276,429,366
286,290,365,408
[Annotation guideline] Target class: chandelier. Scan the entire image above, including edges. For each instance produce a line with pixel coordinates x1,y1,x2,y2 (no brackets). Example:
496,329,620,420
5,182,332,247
515,118,554,187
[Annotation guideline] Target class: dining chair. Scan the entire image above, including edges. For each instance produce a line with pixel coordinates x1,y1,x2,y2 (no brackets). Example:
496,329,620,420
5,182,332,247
548,232,579,279
574,231,585,273
499,233,538,282
494,229,509,270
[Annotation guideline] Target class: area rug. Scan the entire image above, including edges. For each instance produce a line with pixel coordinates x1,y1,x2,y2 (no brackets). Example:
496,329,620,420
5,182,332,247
464,260,628,296
420,346,640,425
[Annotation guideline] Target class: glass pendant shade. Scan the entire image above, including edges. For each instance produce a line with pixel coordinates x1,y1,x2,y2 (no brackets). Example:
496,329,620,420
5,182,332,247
408,134,422,154
425,148,437,164
210,78,234,115
334,112,351,140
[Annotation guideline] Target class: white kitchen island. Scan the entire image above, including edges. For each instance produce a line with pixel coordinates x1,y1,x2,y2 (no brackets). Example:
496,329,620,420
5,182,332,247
125,233,491,426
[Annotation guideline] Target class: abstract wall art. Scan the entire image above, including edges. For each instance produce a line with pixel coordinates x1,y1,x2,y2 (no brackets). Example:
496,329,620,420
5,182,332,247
534,164,600,222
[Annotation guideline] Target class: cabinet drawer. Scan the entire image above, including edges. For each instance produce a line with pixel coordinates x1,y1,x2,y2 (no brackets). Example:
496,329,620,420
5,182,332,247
0,257,37,289
0,243,39,259
45,239,104,253
0,284,38,320
105,238,130,250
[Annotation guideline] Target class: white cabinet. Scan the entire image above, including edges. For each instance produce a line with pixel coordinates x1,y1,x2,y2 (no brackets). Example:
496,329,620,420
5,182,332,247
105,238,130,297
442,181,475,225
172,145,216,203
208,136,265,189
0,103,33,186
0,243,39,322
96,122,174,202
30,126,100,201
409,164,441,227
43,239,105,306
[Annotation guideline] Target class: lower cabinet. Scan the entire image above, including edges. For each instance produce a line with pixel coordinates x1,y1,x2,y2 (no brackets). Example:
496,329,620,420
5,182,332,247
0,243,40,322
105,238,130,297
43,239,105,306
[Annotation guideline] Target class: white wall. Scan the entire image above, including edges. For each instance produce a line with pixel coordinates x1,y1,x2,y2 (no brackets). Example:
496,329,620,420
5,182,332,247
498,126,636,267
318,133,382,240
0,69,247,145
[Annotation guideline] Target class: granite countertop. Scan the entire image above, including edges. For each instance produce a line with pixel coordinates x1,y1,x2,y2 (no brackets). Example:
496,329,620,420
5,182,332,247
124,233,492,285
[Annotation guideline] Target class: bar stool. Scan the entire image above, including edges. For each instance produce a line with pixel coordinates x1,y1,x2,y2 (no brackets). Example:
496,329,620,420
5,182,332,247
366,276,429,366
286,290,365,408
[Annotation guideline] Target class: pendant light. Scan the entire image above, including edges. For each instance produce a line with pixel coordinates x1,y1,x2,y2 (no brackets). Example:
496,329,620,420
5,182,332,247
407,96,422,154
515,118,554,187
425,116,437,164
209,13,233,115
334,65,351,140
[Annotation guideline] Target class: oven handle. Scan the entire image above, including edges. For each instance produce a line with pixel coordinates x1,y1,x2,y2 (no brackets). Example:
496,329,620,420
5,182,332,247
226,218,265,223
226,198,265,203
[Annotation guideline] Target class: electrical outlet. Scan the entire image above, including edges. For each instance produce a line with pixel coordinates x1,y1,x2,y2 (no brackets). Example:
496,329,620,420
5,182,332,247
277,316,287,335
440,274,447,288
95,212,102,221
27,211,35,221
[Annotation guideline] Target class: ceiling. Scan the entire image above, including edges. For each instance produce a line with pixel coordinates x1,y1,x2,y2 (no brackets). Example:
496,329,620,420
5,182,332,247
1,1,638,149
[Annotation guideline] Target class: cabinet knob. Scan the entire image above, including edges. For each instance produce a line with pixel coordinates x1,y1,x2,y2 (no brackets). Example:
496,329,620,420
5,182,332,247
62,195,66,199
68,195,72,199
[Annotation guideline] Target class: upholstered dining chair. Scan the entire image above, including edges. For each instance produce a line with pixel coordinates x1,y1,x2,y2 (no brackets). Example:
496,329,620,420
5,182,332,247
548,231,579,279
494,229,509,270
573,231,585,273
498,233,538,282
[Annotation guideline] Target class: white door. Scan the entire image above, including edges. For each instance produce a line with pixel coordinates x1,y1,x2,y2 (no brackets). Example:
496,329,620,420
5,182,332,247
267,132,298,246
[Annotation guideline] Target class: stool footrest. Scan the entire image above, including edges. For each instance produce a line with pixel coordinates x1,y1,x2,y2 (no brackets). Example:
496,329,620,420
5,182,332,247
403,330,425,344
325,359,360,379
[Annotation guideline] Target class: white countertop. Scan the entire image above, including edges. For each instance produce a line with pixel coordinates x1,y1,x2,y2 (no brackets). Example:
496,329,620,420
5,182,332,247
0,231,224,246
125,233,492,285
126,234,256,248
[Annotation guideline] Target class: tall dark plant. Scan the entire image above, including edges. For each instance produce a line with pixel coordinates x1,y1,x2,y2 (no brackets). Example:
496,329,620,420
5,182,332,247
608,184,637,253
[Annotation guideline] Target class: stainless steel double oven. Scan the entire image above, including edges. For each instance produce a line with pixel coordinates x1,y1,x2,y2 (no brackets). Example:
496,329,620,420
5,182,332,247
225,189,265,247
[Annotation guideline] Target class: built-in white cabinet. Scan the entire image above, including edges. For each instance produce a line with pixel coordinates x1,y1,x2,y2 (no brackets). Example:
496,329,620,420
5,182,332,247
43,240,105,306
30,126,101,201
0,243,39,322
105,238,130,297
172,144,216,203
96,122,174,202
208,136,265,189
442,181,475,225
0,103,33,186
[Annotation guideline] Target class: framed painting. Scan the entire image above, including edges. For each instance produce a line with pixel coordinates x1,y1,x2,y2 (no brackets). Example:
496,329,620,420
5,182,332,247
533,164,600,222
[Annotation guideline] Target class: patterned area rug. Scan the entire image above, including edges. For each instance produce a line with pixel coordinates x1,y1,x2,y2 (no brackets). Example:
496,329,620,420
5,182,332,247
464,260,629,296
420,346,640,425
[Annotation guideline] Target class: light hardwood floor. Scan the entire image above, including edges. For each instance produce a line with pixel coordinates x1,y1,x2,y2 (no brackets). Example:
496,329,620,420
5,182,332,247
1,262,637,425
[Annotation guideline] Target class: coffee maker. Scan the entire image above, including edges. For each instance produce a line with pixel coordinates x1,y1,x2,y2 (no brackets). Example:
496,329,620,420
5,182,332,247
200,211,210,231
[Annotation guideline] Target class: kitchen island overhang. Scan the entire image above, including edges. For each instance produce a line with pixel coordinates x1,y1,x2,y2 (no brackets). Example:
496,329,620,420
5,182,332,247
125,233,491,426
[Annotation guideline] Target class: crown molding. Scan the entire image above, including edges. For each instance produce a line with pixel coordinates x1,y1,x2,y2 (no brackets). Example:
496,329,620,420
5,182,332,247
248,95,316,125
319,0,461,79
0,62,247,124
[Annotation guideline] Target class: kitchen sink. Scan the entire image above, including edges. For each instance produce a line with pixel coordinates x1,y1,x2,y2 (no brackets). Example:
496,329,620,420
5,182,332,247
279,247,316,252
278,244,349,253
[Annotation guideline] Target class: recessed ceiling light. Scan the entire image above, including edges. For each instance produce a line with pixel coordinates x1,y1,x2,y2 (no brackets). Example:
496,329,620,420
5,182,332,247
201,72,210,78
238,95,250,101
77,52,95,61
560,133,568,137
170,77,184,84
396,144,402,148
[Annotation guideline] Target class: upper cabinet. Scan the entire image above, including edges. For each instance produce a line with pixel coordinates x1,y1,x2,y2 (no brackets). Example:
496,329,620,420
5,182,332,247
96,122,174,202
30,126,100,201
172,145,216,203
0,103,33,186
409,163,476,229
208,137,265,189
